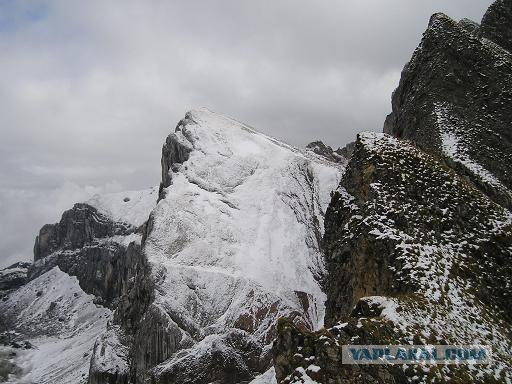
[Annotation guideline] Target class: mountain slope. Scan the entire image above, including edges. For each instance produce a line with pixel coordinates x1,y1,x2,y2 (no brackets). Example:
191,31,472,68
0,267,112,384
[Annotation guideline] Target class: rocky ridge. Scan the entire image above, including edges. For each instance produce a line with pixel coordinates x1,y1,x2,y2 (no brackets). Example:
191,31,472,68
274,1,512,383
274,132,512,383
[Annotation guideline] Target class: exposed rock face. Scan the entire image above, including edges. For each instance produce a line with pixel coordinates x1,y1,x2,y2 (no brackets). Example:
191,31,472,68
88,324,130,384
2,109,343,384
305,141,346,163
306,140,354,163
33,203,131,261
384,7,512,209
273,318,406,384
480,0,512,53
3,3,511,383
458,18,480,35
1,189,157,384
336,141,355,160
159,114,194,200
29,204,141,307
0,261,31,296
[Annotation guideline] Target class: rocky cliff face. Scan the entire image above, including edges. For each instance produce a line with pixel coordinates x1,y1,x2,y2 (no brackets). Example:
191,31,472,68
480,0,512,53
2,2,511,383
384,9,512,210
0,189,157,383
274,132,512,382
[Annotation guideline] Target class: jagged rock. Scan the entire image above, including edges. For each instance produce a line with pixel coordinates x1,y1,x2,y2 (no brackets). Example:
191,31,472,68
159,114,195,200
0,189,157,383
458,18,480,35
480,0,512,53
0,261,31,296
384,8,512,209
153,330,265,384
132,304,188,382
273,318,406,384
33,203,132,261
3,108,343,384
335,141,355,160
136,108,343,383
305,141,346,163
29,205,143,307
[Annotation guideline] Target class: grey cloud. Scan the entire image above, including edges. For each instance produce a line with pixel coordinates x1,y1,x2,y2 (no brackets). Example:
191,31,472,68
0,0,492,267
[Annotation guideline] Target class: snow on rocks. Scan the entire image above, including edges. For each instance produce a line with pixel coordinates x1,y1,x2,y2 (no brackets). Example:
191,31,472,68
143,108,344,375
325,131,512,381
87,186,158,228
435,102,505,190
0,267,111,384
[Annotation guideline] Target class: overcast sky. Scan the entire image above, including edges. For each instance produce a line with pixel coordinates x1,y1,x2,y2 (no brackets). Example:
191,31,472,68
0,0,492,267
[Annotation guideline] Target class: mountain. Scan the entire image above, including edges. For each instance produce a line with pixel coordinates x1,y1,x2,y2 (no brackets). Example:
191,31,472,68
274,1,512,383
2,1,512,383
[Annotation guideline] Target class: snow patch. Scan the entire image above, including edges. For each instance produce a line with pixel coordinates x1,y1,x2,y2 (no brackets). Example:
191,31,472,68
87,187,158,227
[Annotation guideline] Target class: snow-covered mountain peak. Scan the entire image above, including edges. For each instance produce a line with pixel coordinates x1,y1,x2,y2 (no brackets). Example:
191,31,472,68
154,109,343,296
135,110,345,380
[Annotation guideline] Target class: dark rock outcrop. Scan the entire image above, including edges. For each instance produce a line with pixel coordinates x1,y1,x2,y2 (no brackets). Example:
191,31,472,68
306,141,346,163
480,0,512,53
324,133,512,325
336,141,355,160
384,6,512,209
274,8,512,375
306,140,355,163
153,330,265,384
459,18,480,36
0,262,31,297
88,324,130,384
29,204,141,307
159,114,194,200
27,202,157,384
273,318,406,384
33,203,131,261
